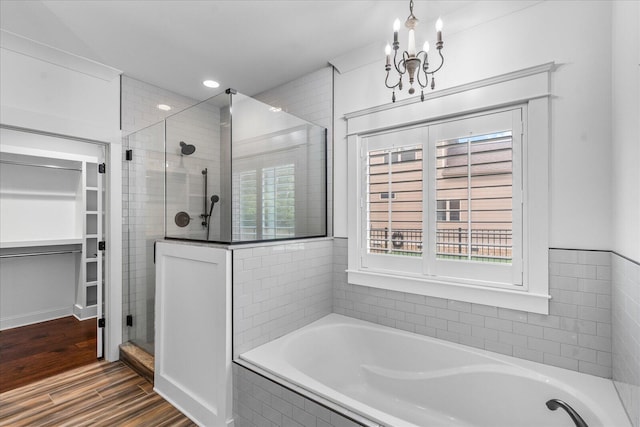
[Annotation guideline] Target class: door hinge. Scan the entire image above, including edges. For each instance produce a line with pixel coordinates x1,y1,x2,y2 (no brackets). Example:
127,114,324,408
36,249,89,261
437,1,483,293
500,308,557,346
126,314,133,327
98,318,106,328
98,163,106,174
98,241,106,251
126,150,133,161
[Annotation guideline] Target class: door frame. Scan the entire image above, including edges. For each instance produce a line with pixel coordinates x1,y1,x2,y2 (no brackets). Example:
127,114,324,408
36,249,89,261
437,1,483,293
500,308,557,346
0,124,122,361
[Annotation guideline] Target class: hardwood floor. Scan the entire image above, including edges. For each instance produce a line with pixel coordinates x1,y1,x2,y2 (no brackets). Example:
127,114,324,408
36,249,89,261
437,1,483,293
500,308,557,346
0,316,97,393
0,360,196,426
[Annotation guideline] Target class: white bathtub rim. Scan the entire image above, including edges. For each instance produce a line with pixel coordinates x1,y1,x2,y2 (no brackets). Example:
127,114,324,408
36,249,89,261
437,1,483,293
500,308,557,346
240,313,630,427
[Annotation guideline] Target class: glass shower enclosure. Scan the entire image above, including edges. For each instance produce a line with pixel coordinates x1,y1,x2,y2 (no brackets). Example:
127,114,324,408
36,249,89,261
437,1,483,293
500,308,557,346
124,90,327,354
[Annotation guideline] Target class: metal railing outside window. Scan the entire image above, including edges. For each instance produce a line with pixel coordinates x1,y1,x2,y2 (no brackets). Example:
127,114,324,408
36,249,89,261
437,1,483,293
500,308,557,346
368,227,512,262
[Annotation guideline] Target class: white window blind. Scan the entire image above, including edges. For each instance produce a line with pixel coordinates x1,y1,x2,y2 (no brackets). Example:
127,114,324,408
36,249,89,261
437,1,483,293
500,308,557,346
238,170,257,240
360,109,522,287
435,131,513,263
367,145,423,256
262,164,295,239
237,164,295,240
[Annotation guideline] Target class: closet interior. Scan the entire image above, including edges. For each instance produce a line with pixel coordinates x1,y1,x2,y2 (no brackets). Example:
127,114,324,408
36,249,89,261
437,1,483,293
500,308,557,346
0,137,104,354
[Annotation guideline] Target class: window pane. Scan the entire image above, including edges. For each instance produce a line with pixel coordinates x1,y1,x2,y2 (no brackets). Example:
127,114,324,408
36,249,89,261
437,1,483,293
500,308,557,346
238,170,257,240
262,164,295,239
367,145,422,256
436,131,513,263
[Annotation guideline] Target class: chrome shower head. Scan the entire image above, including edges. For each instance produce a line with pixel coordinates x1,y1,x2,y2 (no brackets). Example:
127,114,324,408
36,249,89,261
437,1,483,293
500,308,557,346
179,141,196,155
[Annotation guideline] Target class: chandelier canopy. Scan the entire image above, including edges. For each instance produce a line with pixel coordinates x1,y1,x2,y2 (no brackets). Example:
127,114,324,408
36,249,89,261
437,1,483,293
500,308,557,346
384,0,445,102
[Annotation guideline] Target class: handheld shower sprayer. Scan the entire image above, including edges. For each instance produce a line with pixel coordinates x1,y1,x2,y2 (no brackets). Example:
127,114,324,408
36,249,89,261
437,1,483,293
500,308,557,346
205,195,220,240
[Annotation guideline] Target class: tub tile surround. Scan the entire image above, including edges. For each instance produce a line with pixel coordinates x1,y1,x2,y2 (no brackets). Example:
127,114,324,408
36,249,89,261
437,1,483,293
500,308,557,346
233,364,369,427
612,253,640,427
233,239,334,357
333,238,613,378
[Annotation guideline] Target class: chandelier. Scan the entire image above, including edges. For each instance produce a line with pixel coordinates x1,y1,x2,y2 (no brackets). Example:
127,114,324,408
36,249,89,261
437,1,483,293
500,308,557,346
385,0,444,102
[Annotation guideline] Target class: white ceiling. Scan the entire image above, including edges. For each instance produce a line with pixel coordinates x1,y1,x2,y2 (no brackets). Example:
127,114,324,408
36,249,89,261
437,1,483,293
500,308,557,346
0,1,517,100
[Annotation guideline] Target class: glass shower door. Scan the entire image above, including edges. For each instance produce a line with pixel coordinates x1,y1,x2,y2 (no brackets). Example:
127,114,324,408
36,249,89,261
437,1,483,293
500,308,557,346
125,122,165,355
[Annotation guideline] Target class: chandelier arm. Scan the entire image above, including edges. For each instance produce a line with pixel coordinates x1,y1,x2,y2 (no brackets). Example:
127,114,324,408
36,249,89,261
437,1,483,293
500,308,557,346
385,70,401,90
426,49,445,75
415,52,428,89
393,50,407,75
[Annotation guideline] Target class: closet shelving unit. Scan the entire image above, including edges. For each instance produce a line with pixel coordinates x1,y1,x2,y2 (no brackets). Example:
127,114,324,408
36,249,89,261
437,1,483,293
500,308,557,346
0,147,102,325
81,161,102,318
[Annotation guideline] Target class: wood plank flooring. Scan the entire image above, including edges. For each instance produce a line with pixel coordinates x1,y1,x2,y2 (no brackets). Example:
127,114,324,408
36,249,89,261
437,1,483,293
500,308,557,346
0,316,97,393
0,360,196,426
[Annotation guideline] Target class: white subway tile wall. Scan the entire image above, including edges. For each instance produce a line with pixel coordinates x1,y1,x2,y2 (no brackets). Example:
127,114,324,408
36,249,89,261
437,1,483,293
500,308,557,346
233,364,369,427
333,238,613,378
233,239,333,357
121,76,198,136
612,253,640,427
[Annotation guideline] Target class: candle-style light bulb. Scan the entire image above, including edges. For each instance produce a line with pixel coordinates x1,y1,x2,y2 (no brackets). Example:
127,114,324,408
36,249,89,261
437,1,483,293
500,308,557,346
393,18,400,44
436,18,443,43
423,41,430,53
385,43,391,66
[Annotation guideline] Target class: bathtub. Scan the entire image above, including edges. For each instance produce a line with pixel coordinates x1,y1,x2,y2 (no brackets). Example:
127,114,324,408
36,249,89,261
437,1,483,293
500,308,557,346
240,314,630,427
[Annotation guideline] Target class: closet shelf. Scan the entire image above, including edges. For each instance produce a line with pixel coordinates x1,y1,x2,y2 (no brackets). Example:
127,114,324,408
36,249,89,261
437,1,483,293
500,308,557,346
0,238,83,249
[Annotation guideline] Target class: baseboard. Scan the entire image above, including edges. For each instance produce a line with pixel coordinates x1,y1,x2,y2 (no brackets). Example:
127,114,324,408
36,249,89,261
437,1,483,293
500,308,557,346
73,303,97,320
0,306,72,330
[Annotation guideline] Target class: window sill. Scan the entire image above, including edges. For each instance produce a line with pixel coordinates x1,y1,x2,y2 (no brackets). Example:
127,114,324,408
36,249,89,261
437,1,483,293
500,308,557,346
346,269,550,315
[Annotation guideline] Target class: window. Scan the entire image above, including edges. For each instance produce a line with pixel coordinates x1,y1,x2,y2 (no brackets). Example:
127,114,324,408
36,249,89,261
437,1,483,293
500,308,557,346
261,164,295,239
367,145,423,257
346,64,552,314
236,164,295,240
238,170,258,240
435,130,513,263
354,108,528,304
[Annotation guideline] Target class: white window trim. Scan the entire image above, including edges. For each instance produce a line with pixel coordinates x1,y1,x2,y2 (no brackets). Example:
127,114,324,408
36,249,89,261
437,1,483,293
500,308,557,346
346,63,553,314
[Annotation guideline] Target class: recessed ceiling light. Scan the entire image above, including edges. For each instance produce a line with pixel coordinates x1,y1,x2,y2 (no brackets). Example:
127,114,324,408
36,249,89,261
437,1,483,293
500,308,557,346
203,80,220,88
157,104,172,111
269,106,282,113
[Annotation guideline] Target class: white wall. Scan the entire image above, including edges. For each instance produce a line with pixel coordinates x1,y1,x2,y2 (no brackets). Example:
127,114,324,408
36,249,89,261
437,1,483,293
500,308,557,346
0,253,79,330
0,162,82,243
334,1,613,251
611,3,640,426
0,31,120,142
612,1,640,261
